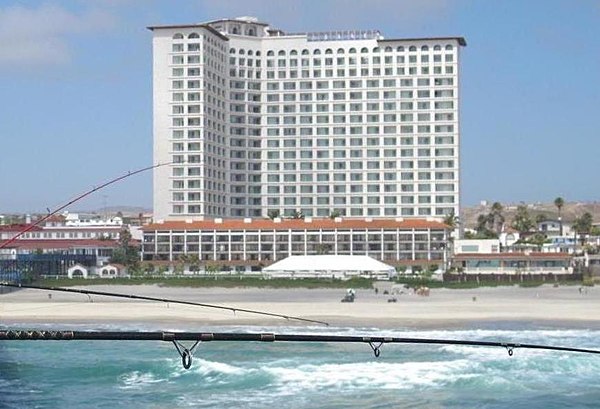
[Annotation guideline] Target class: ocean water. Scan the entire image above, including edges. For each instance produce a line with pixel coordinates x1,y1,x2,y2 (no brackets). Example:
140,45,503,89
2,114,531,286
1,323,599,409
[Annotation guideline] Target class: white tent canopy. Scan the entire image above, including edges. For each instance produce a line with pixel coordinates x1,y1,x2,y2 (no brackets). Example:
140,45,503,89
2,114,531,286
262,255,396,279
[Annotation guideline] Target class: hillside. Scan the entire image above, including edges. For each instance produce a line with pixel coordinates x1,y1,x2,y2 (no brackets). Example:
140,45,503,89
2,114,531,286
461,201,600,229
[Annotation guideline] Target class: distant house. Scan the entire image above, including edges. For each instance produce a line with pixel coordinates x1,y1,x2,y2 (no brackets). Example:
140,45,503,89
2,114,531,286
453,239,501,255
537,219,572,236
499,229,520,248
97,263,127,278
542,236,577,254
67,264,89,279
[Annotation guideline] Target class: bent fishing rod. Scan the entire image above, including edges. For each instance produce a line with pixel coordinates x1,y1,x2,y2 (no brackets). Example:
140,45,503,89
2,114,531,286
0,283,329,326
1,329,599,370
0,162,173,250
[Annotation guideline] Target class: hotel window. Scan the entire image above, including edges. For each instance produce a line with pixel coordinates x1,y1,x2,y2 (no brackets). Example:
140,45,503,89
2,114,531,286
435,136,454,144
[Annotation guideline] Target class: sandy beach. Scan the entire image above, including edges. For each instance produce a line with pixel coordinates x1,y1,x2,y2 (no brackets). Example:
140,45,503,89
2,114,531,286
1,284,599,328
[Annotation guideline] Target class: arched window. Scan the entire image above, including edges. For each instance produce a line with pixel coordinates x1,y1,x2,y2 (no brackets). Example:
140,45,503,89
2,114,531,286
337,48,345,54
325,48,333,54
433,45,441,51
188,33,200,39
256,51,261,56
445,44,453,50
384,46,392,52
360,47,368,53
302,49,309,55
409,46,417,52
278,50,286,56
246,28,256,36
173,33,184,40
396,46,404,52
239,49,245,55
290,50,298,56
421,45,429,51
349,47,356,53
247,50,253,56
267,50,274,56
229,48,236,54
373,47,380,53
232,26,240,34
313,49,321,55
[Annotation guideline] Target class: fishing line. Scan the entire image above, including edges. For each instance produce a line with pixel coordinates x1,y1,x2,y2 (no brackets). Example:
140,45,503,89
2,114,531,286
0,162,173,250
0,283,330,326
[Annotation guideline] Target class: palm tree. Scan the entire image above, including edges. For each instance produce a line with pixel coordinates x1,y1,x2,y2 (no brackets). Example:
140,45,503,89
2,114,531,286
554,197,565,236
489,202,505,234
476,214,488,233
573,212,593,247
511,204,535,235
475,214,496,238
443,211,459,230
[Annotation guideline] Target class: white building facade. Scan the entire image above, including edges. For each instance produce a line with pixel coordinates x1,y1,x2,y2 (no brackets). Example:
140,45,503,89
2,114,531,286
141,217,449,269
149,17,465,221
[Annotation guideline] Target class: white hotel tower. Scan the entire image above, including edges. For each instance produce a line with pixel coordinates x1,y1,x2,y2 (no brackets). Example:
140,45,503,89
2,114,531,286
149,17,465,221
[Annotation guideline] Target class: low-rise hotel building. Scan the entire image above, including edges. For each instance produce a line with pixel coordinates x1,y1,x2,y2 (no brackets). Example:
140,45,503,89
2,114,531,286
141,217,449,271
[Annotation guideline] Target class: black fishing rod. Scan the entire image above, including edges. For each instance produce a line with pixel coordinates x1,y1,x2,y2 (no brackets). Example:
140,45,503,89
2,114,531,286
1,329,598,370
0,283,330,327
0,162,173,250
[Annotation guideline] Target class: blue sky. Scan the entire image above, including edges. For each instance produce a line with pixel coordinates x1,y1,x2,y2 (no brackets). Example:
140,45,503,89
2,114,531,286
1,0,599,213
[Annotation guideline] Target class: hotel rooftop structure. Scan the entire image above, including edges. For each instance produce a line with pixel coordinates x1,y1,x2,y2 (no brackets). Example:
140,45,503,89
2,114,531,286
145,17,464,269
149,17,465,221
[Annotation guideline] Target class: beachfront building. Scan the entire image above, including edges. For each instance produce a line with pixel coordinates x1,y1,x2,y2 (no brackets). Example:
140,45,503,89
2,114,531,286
0,214,136,278
453,239,502,254
0,214,124,242
141,217,449,271
451,252,573,277
148,16,465,221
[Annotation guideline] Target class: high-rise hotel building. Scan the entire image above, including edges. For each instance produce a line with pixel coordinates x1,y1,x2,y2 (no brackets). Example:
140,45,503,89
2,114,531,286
149,17,465,221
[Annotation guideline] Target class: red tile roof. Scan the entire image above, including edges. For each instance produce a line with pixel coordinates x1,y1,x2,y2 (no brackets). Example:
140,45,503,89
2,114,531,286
3,239,120,250
42,215,66,223
143,218,449,232
0,224,43,232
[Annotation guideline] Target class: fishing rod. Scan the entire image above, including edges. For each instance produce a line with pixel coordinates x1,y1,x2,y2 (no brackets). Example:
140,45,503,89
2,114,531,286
0,162,173,250
0,283,330,327
1,329,598,370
